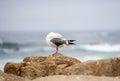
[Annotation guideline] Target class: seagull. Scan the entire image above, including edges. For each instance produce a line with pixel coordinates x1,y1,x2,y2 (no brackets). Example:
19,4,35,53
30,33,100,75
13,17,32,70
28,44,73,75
46,32,75,53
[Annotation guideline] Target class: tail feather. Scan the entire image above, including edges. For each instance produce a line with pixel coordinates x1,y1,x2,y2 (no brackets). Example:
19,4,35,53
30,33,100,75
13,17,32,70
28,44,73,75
68,40,75,45
69,42,75,45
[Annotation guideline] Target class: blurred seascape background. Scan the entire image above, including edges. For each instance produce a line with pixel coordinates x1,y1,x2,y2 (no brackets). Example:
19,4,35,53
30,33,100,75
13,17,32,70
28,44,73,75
0,0,120,70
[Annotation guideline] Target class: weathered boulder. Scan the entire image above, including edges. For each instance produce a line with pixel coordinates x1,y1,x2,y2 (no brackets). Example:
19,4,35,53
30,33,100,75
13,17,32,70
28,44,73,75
4,53,120,80
56,57,120,76
4,53,81,79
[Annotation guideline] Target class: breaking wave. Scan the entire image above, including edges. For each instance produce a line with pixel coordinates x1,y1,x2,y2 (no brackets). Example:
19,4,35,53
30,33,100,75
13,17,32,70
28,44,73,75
79,44,120,52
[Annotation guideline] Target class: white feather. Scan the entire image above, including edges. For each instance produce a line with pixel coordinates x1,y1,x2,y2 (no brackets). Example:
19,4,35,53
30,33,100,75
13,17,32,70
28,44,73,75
46,32,65,48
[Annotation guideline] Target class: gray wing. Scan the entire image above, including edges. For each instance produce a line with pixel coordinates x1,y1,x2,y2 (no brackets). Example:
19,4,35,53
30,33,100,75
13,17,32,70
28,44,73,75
50,38,66,46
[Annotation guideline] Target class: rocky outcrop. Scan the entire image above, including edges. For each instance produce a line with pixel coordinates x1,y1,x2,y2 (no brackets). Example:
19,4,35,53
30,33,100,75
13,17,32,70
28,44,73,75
4,53,81,79
4,53,120,80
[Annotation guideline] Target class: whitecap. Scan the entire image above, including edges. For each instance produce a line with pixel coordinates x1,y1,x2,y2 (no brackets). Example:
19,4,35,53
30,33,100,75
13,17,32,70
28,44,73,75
76,55,103,62
79,44,120,52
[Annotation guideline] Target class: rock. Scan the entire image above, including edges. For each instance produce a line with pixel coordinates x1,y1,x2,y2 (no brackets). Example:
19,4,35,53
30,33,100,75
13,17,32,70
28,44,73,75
0,76,5,81
20,64,47,79
0,70,30,81
4,62,22,76
0,70,2,72
4,53,81,80
59,57,120,76
0,70,2,74
4,53,120,80
23,56,47,63
46,53,80,65
0,71,5,81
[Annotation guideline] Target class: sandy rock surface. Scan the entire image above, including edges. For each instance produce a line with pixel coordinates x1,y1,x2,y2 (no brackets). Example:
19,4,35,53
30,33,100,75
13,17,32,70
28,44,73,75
33,75,120,81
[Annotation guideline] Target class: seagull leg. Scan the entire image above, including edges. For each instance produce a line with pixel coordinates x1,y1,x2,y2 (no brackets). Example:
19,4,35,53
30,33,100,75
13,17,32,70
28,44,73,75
56,47,58,53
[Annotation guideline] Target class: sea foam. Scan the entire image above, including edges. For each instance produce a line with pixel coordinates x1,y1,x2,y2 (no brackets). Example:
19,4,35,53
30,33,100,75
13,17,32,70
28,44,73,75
79,44,120,52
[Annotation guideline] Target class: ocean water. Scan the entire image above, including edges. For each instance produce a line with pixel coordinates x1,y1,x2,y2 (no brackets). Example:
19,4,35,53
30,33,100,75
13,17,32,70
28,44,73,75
0,31,120,70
